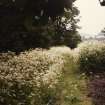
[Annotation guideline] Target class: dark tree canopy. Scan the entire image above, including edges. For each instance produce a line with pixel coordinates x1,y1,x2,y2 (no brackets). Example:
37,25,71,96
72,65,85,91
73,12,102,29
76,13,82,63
0,0,76,32
0,0,80,52
0,0,75,17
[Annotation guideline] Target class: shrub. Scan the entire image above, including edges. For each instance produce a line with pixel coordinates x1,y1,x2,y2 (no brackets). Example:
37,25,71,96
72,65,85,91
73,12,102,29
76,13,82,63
0,48,67,105
77,41,105,73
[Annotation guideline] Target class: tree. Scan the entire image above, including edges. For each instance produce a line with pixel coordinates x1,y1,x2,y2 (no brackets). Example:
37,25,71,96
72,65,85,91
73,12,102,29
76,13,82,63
99,0,105,6
0,0,75,31
0,0,80,52
48,5,81,48
101,28,105,35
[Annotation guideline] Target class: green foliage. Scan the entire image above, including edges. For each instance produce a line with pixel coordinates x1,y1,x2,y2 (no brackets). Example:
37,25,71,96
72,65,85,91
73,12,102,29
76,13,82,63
78,41,105,73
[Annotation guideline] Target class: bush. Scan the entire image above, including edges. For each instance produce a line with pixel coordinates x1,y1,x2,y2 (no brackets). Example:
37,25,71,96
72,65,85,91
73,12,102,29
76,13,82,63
77,41,105,73
0,48,67,105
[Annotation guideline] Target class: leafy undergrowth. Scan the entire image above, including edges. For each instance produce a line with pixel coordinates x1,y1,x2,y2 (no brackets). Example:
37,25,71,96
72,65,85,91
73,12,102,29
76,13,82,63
77,41,105,73
76,41,105,105
0,45,94,105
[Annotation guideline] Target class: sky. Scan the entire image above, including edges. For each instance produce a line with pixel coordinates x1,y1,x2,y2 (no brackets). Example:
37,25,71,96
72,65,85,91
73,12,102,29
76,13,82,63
75,0,105,36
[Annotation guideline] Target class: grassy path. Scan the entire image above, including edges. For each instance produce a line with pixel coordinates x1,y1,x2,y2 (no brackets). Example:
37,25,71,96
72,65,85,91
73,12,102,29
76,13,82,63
59,58,93,105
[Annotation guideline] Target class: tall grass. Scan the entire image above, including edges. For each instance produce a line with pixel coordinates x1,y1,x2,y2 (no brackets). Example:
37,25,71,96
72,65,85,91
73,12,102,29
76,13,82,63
0,46,79,105
0,44,98,105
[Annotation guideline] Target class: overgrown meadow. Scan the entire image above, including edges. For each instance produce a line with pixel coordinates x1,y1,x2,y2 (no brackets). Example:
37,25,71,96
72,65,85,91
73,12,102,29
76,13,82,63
0,41,105,105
